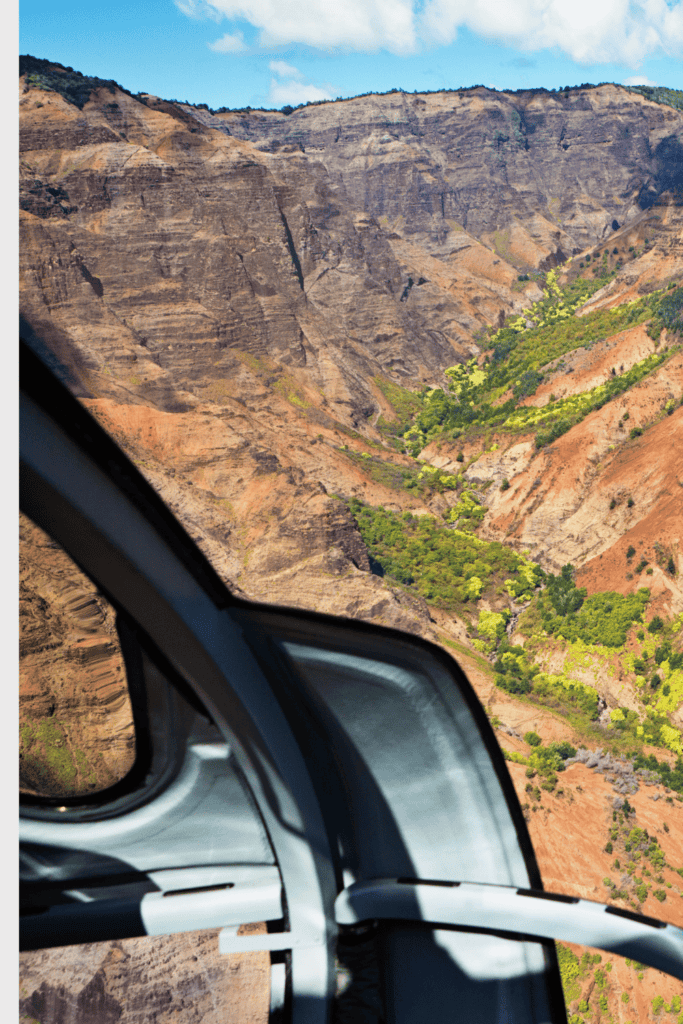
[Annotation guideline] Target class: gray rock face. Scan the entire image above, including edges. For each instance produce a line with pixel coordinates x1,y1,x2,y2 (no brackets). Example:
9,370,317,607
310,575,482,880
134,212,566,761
205,85,683,256
568,747,671,795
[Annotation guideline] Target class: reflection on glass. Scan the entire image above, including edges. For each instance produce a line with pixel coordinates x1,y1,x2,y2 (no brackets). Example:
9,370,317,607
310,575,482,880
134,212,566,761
19,925,270,1024
19,512,135,798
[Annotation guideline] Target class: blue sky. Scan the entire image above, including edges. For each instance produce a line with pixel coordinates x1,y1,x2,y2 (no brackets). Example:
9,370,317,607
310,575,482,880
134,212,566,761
18,0,683,110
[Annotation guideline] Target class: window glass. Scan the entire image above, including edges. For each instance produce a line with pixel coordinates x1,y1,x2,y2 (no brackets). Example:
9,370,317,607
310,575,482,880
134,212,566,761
19,512,136,798
19,926,271,1024
555,943,682,1020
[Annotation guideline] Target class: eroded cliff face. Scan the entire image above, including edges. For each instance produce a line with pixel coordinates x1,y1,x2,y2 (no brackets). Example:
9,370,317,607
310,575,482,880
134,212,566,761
196,85,683,259
19,64,683,617
19,513,135,797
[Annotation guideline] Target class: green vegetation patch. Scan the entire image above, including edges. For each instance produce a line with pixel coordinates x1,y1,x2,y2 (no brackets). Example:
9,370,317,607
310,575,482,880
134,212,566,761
20,716,114,797
374,376,423,440
20,54,135,109
632,751,683,795
339,448,424,491
555,944,603,1007
485,271,650,385
511,738,577,789
632,618,683,717
520,606,683,755
338,448,461,494
495,638,601,719
272,374,311,409
533,673,601,720
348,499,542,609
647,285,683,340
625,84,683,113
556,943,583,1004
385,277,672,456
517,351,666,448
20,718,78,795
536,565,650,646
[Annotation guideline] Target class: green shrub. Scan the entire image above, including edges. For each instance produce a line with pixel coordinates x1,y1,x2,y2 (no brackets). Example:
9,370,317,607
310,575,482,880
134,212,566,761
654,642,672,665
533,675,599,719
527,745,564,779
373,376,423,436
524,731,542,747
647,285,683,337
496,673,532,695
478,610,509,641
548,740,577,759
535,417,573,449
513,368,544,400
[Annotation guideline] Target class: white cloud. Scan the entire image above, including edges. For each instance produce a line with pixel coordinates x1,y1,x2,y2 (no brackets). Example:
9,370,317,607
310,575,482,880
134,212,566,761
179,0,417,53
268,78,333,105
180,0,683,65
623,74,658,84
267,61,332,106
421,0,683,65
208,31,247,52
269,60,303,78
174,0,222,22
